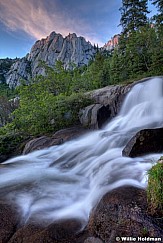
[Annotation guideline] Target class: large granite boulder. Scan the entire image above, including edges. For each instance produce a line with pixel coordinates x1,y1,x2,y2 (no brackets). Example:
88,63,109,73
88,186,163,243
79,83,129,128
122,128,163,157
79,77,156,128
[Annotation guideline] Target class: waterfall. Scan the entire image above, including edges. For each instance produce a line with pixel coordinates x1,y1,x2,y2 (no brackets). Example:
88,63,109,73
0,77,163,225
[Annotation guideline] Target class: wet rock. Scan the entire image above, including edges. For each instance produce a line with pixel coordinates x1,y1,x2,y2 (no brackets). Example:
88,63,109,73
84,237,103,243
22,135,62,155
88,83,133,120
122,128,163,157
88,186,163,243
79,104,110,129
23,126,88,154
8,219,89,243
0,202,19,243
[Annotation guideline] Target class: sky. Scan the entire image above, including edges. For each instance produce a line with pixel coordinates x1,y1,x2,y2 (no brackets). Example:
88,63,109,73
0,0,158,59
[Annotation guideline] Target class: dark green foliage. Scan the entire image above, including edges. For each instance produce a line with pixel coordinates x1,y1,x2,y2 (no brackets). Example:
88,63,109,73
10,73,93,135
152,0,163,25
77,53,111,90
147,157,163,216
0,58,16,83
0,83,16,99
0,84,17,127
0,132,29,161
0,61,96,136
120,0,149,34
0,96,14,126
111,25,163,82
110,48,124,83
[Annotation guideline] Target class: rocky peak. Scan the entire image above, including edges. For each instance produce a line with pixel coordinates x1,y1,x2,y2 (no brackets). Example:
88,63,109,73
103,34,120,51
5,32,96,88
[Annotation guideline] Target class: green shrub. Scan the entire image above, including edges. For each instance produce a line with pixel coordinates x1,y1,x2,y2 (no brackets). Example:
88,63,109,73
0,132,29,156
11,91,92,135
147,157,163,216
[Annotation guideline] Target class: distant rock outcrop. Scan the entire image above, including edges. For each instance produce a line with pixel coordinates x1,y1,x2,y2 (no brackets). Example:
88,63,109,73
5,56,31,87
5,32,96,88
103,34,120,51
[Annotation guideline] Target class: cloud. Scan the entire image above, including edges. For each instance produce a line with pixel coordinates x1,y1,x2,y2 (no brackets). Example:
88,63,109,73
0,0,121,46
0,0,70,39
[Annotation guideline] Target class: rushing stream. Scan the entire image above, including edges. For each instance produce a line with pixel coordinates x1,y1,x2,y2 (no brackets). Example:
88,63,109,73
0,77,163,225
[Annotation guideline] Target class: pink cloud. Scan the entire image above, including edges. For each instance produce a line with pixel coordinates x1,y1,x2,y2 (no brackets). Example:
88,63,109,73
0,0,104,46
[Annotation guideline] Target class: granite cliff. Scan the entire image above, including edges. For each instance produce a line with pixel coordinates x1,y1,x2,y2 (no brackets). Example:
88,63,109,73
5,32,96,88
1,32,121,88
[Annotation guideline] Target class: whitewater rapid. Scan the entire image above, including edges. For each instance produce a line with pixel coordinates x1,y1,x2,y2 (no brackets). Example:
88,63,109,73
0,77,163,225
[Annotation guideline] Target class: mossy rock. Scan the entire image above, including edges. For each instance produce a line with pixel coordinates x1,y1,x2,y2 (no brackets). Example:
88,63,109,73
147,157,163,217
0,132,30,163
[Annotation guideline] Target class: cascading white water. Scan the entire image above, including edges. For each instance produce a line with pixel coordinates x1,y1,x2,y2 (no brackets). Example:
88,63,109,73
0,77,163,225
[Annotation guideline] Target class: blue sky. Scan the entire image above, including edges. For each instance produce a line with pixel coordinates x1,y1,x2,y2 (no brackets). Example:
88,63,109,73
0,0,157,59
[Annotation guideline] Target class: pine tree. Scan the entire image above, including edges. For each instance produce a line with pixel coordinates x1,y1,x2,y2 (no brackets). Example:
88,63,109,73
152,0,163,12
152,0,163,24
120,0,149,34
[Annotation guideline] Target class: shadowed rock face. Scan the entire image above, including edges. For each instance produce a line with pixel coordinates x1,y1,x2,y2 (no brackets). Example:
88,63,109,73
122,128,163,157
79,104,110,129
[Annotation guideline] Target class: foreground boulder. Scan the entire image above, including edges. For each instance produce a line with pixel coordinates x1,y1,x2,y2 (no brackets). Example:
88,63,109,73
0,186,162,242
88,186,163,243
0,202,19,242
122,128,163,157
8,219,89,243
